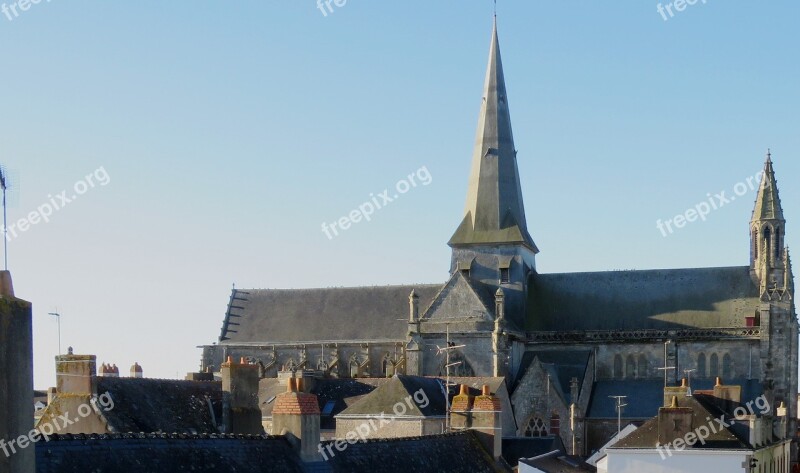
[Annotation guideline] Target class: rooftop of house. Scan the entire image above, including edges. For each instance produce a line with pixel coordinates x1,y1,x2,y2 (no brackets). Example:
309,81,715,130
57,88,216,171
518,450,596,472
336,375,448,418
502,436,565,467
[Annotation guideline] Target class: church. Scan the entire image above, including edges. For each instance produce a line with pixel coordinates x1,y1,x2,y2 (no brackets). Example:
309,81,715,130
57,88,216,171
200,19,797,455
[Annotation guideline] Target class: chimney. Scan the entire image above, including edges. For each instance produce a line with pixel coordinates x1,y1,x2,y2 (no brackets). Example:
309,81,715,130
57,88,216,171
450,384,475,431
56,349,97,395
99,363,119,378
471,385,503,460
221,356,263,434
0,270,35,473
273,377,321,462
409,289,419,323
663,378,690,407
130,362,143,378
657,396,693,446
712,378,741,404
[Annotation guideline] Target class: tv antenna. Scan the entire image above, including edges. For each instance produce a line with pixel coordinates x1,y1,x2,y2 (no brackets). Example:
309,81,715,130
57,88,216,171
433,324,466,432
48,310,62,355
609,395,627,435
684,369,696,396
0,166,10,271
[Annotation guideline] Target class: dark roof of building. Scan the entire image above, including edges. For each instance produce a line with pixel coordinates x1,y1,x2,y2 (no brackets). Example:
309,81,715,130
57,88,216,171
34,434,305,473
587,378,764,420
337,375,447,417
518,450,596,472
219,285,441,344
611,394,756,450
96,377,223,434
528,266,759,331
321,432,506,472
514,351,591,403
502,436,565,467
260,378,392,430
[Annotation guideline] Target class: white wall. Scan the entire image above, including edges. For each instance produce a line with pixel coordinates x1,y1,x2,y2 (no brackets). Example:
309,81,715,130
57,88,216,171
605,450,747,473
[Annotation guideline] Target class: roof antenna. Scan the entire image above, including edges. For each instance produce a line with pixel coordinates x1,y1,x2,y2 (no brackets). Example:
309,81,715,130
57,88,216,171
0,166,11,271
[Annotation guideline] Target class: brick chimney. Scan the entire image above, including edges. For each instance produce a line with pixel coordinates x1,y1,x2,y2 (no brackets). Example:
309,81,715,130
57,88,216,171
0,270,35,473
221,356,262,434
56,349,96,395
465,385,502,460
272,377,321,462
657,396,693,446
129,362,143,378
450,384,474,431
99,363,119,377
711,377,741,404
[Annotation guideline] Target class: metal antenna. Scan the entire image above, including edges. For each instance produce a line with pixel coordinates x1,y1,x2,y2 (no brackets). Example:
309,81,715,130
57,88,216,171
684,369,696,396
48,310,62,355
434,323,466,433
0,167,9,271
657,340,675,388
609,395,627,435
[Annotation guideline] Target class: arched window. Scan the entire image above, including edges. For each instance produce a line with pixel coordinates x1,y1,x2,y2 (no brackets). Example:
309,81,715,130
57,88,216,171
764,227,772,257
710,354,719,378
753,228,759,259
550,414,561,436
524,417,548,437
697,353,706,377
775,228,782,260
613,355,623,378
637,355,648,379
722,354,733,380
625,355,636,379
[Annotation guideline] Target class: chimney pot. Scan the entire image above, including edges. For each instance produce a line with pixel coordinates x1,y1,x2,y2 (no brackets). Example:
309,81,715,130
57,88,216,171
240,357,247,365
459,384,469,396
681,378,687,387
287,377,297,392
481,385,490,396
715,377,723,386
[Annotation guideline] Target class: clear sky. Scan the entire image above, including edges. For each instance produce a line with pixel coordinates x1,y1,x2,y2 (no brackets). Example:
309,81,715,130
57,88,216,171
0,1,797,389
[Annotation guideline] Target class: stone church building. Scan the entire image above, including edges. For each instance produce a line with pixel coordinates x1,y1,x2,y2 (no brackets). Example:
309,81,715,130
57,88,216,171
201,20,797,455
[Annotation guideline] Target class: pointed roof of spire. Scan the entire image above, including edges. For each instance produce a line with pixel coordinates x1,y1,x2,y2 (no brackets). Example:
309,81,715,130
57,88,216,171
752,150,785,222
449,19,537,251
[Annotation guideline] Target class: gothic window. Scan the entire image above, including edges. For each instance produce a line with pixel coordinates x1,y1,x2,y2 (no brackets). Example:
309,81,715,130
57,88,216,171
500,268,510,284
710,353,719,378
753,229,759,259
722,354,733,379
613,355,623,378
625,355,636,379
637,355,648,379
697,353,706,377
764,227,772,256
549,414,561,436
524,417,548,437
775,228,782,260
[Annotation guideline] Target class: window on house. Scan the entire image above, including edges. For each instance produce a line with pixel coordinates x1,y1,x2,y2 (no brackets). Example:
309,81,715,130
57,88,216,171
500,268,510,284
549,414,561,437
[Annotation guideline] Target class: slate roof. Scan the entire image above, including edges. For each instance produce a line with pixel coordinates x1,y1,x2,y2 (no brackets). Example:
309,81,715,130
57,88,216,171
96,377,223,433
586,378,763,419
35,434,305,473
528,266,760,331
611,393,759,450
518,451,596,472
514,351,591,403
321,431,506,472
502,436,565,467
219,285,441,344
337,375,447,418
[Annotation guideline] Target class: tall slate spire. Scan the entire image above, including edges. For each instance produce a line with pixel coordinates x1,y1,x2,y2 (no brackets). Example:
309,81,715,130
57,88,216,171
752,150,785,222
449,19,537,252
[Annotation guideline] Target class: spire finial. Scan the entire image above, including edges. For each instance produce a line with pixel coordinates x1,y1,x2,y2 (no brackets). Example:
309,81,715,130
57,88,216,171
493,0,497,17
766,148,772,163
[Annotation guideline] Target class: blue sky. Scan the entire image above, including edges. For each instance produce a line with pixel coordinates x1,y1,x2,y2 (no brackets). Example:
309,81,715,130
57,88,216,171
0,1,797,388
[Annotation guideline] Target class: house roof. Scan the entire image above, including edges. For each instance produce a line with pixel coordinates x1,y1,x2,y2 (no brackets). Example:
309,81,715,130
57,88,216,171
502,436,565,467
528,266,760,331
96,377,223,434
321,431,506,472
337,375,447,417
218,285,441,344
34,434,305,473
610,394,756,450
518,450,596,472
514,351,591,403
